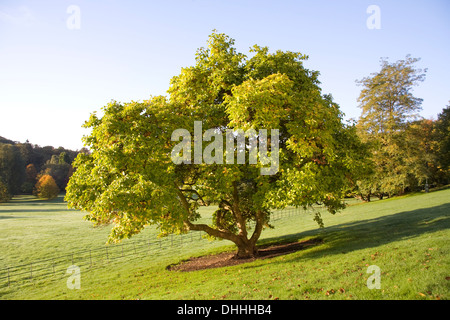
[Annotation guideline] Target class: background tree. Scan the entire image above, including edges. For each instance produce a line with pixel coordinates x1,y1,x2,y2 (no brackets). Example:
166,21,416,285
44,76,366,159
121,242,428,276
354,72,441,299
0,179,10,202
25,163,38,182
35,174,60,200
21,163,39,194
403,118,440,189
59,152,69,164
356,55,427,197
0,143,26,195
435,103,450,184
337,121,375,201
66,32,364,258
41,162,72,191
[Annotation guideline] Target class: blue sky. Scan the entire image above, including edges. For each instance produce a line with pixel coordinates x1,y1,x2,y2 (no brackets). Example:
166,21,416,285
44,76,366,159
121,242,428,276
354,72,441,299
1,0,449,150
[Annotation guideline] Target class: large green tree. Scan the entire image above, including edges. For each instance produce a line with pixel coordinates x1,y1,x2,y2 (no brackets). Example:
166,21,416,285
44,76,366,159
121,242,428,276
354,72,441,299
66,32,363,258
356,55,426,198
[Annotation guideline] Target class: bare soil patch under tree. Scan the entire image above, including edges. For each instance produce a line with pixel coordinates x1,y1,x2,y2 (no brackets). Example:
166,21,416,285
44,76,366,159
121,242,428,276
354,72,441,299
166,238,323,272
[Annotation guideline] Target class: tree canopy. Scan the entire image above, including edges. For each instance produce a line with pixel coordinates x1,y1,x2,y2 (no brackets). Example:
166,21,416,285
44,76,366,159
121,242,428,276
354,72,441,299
65,32,368,258
355,55,428,198
35,174,60,200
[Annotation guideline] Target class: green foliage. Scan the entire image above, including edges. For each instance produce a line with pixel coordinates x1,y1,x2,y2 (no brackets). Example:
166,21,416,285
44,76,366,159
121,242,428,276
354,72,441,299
0,143,26,195
356,55,428,198
20,181,34,194
0,138,79,200
66,32,365,256
435,104,450,181
49,154,59,165
59,152,69,164
403,119,441,186
20,163,39,195
41,162,72,191
25,163,38,183
0,179,11,202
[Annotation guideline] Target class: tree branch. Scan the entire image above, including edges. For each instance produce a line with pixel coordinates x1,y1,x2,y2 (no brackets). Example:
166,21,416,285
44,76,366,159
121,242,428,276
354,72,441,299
232,181,248,239
180,188,208,206
250,210,264,246
183,220,243,245
175,182,245,246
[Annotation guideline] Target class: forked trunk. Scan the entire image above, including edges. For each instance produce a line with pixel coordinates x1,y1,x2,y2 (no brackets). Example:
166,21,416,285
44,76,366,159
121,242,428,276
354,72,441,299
233,210,264,259
235,240,258,259
177,184,265,260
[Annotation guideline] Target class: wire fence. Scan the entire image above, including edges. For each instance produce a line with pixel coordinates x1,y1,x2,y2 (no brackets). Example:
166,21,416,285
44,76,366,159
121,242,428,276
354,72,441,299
0,206,315,288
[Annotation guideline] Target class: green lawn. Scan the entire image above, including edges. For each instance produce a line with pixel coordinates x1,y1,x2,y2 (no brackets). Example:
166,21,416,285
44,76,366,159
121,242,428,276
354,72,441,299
0,189,449,300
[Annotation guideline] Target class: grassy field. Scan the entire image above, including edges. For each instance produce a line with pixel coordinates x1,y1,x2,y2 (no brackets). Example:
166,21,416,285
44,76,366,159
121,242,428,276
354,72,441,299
0,189,449,300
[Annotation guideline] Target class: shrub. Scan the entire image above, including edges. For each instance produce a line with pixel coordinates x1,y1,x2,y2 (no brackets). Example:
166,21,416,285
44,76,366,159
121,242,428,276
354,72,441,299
35,174,60,200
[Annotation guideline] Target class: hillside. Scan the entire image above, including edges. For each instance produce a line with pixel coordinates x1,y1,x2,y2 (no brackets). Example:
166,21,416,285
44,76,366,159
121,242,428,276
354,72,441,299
0,189,449,300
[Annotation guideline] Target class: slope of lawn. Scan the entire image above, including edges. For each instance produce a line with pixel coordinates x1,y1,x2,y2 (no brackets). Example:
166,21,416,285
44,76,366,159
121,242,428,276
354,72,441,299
0,189,449,300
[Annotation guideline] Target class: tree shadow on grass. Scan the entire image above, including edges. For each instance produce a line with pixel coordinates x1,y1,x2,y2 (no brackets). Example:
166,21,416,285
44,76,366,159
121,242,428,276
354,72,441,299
0,215,30,220
0,194,72,215
255,202,450,265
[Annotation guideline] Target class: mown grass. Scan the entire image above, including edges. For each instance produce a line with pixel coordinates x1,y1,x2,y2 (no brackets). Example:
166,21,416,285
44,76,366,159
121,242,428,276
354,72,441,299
0,189,449,300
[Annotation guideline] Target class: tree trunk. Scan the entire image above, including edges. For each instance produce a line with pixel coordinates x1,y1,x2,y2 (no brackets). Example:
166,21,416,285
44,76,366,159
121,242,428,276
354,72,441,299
176,183,264,259
184,220,262,259
235,240,257,259
233,209,264,259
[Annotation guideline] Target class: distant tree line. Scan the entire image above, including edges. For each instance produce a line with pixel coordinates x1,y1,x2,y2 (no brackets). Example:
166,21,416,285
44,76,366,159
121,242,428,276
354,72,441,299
0,138,87,202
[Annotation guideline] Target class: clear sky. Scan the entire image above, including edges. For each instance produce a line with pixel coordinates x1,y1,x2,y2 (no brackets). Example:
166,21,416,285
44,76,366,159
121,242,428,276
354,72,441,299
1,0,449,150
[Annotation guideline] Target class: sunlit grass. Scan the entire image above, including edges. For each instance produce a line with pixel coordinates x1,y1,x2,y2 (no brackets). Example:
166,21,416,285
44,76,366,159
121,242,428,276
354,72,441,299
0,189,449,300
